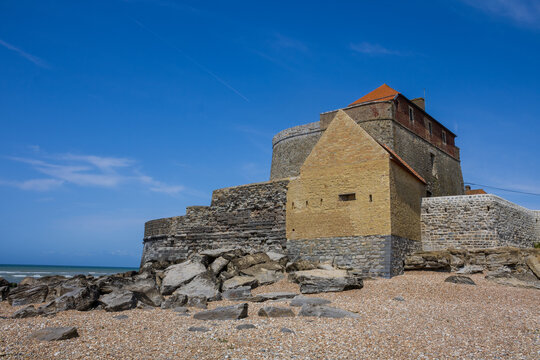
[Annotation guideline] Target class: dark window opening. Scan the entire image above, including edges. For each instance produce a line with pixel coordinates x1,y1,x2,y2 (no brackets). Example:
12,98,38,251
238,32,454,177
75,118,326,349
426,190,432,197
442,131,447,145
430,153,435,168
305,201,308,207
369,194,373,202
428,121,433,136
339,193,356,201
291,202,295,209
409,107,414,124
487,206,490,211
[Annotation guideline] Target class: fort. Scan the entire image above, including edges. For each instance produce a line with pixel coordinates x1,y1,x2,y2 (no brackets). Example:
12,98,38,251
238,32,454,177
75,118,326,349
141,84,540,277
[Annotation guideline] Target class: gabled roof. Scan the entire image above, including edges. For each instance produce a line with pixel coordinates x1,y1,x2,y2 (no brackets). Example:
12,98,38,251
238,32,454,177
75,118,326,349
466,188,487,195
348,84,399,107
379,143,427,184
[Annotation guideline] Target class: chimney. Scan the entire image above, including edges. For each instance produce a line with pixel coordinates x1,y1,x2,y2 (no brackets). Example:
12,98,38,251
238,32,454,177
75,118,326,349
411,97,425,111
465,185,471,191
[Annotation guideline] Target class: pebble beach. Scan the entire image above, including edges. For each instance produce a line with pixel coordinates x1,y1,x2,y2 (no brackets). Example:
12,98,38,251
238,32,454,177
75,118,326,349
1,271,538,360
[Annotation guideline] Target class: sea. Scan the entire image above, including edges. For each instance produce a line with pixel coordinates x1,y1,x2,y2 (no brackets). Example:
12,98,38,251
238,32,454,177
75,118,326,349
0,264,138,284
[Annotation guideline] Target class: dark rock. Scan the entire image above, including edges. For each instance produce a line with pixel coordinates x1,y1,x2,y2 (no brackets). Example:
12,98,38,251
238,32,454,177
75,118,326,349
0,277,9,287
50,286,100,312
0,286,9,301
160,260,207,295
291,269,363,294
222,286,252,300
222,276,258,291
113,315,129,320
123,277,163,307
173,271,221,301
160,294,187,309
29,327,79,341
188,326,209,332
298,305,361,318
445,275,476,285
186,296,208,309
280,327,295,334
193,303,248,321
250,292,297,303
20,275,67,287
99,290,137,312
227,253,271,273
286,260,318,272
392,296,405,302
258,306,295,318
8,285,48,306
289,295,331,307
236,324,256,330
11,305,40,318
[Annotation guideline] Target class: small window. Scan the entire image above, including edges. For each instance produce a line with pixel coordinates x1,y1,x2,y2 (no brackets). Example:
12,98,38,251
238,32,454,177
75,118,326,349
339,193,356,201
442,130,447,145
426,190,432,197
428,121,433,136
430,153,435,167
369,194,373,202
408,107,414,124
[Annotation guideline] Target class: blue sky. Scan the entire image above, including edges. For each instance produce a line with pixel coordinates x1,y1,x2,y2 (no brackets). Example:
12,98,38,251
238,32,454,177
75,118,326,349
1,0,539,267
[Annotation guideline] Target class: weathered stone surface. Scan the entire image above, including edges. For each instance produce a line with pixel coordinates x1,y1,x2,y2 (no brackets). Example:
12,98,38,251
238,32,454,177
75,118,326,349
173,306,189,314
456,265,484,274
123,278,163,307
193,303,248,321
298,305,360,318
222,286,252,301
99,290,137,312
291,269,363,294
200,248,236,258
8,285,48,306
29,327,79,341
236,324,256,330
11,305,40,319
227,253,272,273
173,271,221,301
485,273,540,290
50,286,100,312
289,295,331,307
285,260,318,272
160,294,187,309
405,252,451,271
526,255,540,279
445,275,476,285
160,260,207,295
250,292,297,303
188,326,209,332
113,315,129,320
266,252,288,266
222,276,258,291
209,257,229,274
258,306,295,318
241,268,284,286
0,286,9,301
186,296,207,309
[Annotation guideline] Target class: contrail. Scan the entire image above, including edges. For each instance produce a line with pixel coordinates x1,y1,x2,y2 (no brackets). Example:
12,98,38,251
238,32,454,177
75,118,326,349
130,17,249,102
0,38,49,68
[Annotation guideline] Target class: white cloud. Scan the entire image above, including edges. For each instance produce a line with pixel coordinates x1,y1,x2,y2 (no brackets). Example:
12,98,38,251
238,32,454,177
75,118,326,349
0,178,64,191
350,42,403,56
0,38,49,68
461,0,540,29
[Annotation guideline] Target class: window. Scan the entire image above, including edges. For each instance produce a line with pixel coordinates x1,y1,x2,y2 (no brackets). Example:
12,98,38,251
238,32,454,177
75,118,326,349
442,130,447,145
369,194,373,202
428,121,433,136
430,153,435,168
408,107,414,124
426,190,432,197
339,193,356,201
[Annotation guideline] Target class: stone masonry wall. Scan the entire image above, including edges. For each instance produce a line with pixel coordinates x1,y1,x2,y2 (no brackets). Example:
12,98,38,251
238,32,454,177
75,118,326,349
141,180,289,265
421,194,539,251
287,235,421,278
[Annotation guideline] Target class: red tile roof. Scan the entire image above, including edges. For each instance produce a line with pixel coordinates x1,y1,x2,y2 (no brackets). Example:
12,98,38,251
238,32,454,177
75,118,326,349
379,143,426,184
465,189,487,195
348,84,399,107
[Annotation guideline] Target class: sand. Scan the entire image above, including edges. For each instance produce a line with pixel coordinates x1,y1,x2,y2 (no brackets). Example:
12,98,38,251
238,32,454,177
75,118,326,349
1,271,538,359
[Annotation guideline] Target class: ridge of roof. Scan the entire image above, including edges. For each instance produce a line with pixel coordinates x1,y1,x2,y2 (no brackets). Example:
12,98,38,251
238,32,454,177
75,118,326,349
348,84,399,107
378,142,427,184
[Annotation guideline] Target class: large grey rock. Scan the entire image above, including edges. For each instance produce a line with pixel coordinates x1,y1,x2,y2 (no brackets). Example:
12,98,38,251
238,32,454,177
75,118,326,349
222,286,252,300
227,253,271,273
123,277,163,307
186,296,208,309
160,294,187,309
298,305,360,318
11,305,40,318
193,303,248,321
266,252,288,266
222,276,258,291
161,260,207,295
29,327,79,341
240,262,284,285
99,290,137,312
173,271,221,301
485,273,540,290
258,306,295,318
250,292,297,303
289,295,331,307
8,285,48,306
291,269,363,294
286,259,318,272
209,257,229,274
445,275,476,285
48,286,100,313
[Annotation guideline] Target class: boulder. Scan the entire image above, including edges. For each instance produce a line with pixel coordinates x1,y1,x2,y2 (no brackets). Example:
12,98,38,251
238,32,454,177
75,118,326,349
99,290,137,312
404,251,452,271
456,265,484,275
444,275,476,285
173,271,221,301
250,292,297,303
8,285,48,306
193,303,248,321
160,260,207,295
285,260,318,272
49,286,100,312
209,257,229,274
222,276,258,291
258,306,295,318
298,305,360,318
123,277,163,307
29,327,79,341
526,255,540,279
241,266,284,286
266,252,288,266
291,269,363,294
200,248,236,258
11,305,40,319
0,286,9,301
289,295,331,307
227,253,271,273
222,286,252,301
160,294,187,309
186,296,208,309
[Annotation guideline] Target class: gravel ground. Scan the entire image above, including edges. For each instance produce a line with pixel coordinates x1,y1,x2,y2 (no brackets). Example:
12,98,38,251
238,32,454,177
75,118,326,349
1,271,538,359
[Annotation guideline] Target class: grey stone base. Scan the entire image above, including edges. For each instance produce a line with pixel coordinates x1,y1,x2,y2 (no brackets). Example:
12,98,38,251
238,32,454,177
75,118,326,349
287,235,421,278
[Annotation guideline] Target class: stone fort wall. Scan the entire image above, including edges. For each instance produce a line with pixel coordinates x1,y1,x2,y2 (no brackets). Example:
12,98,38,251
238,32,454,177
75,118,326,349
141,180,289,265
421,194,540,251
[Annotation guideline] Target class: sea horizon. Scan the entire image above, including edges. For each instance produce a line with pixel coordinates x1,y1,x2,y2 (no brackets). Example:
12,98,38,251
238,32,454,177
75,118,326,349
0,263,139,284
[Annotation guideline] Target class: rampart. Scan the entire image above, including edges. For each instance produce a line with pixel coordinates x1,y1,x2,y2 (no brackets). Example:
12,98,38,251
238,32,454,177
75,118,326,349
421,194,540,251
141,180,289,265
